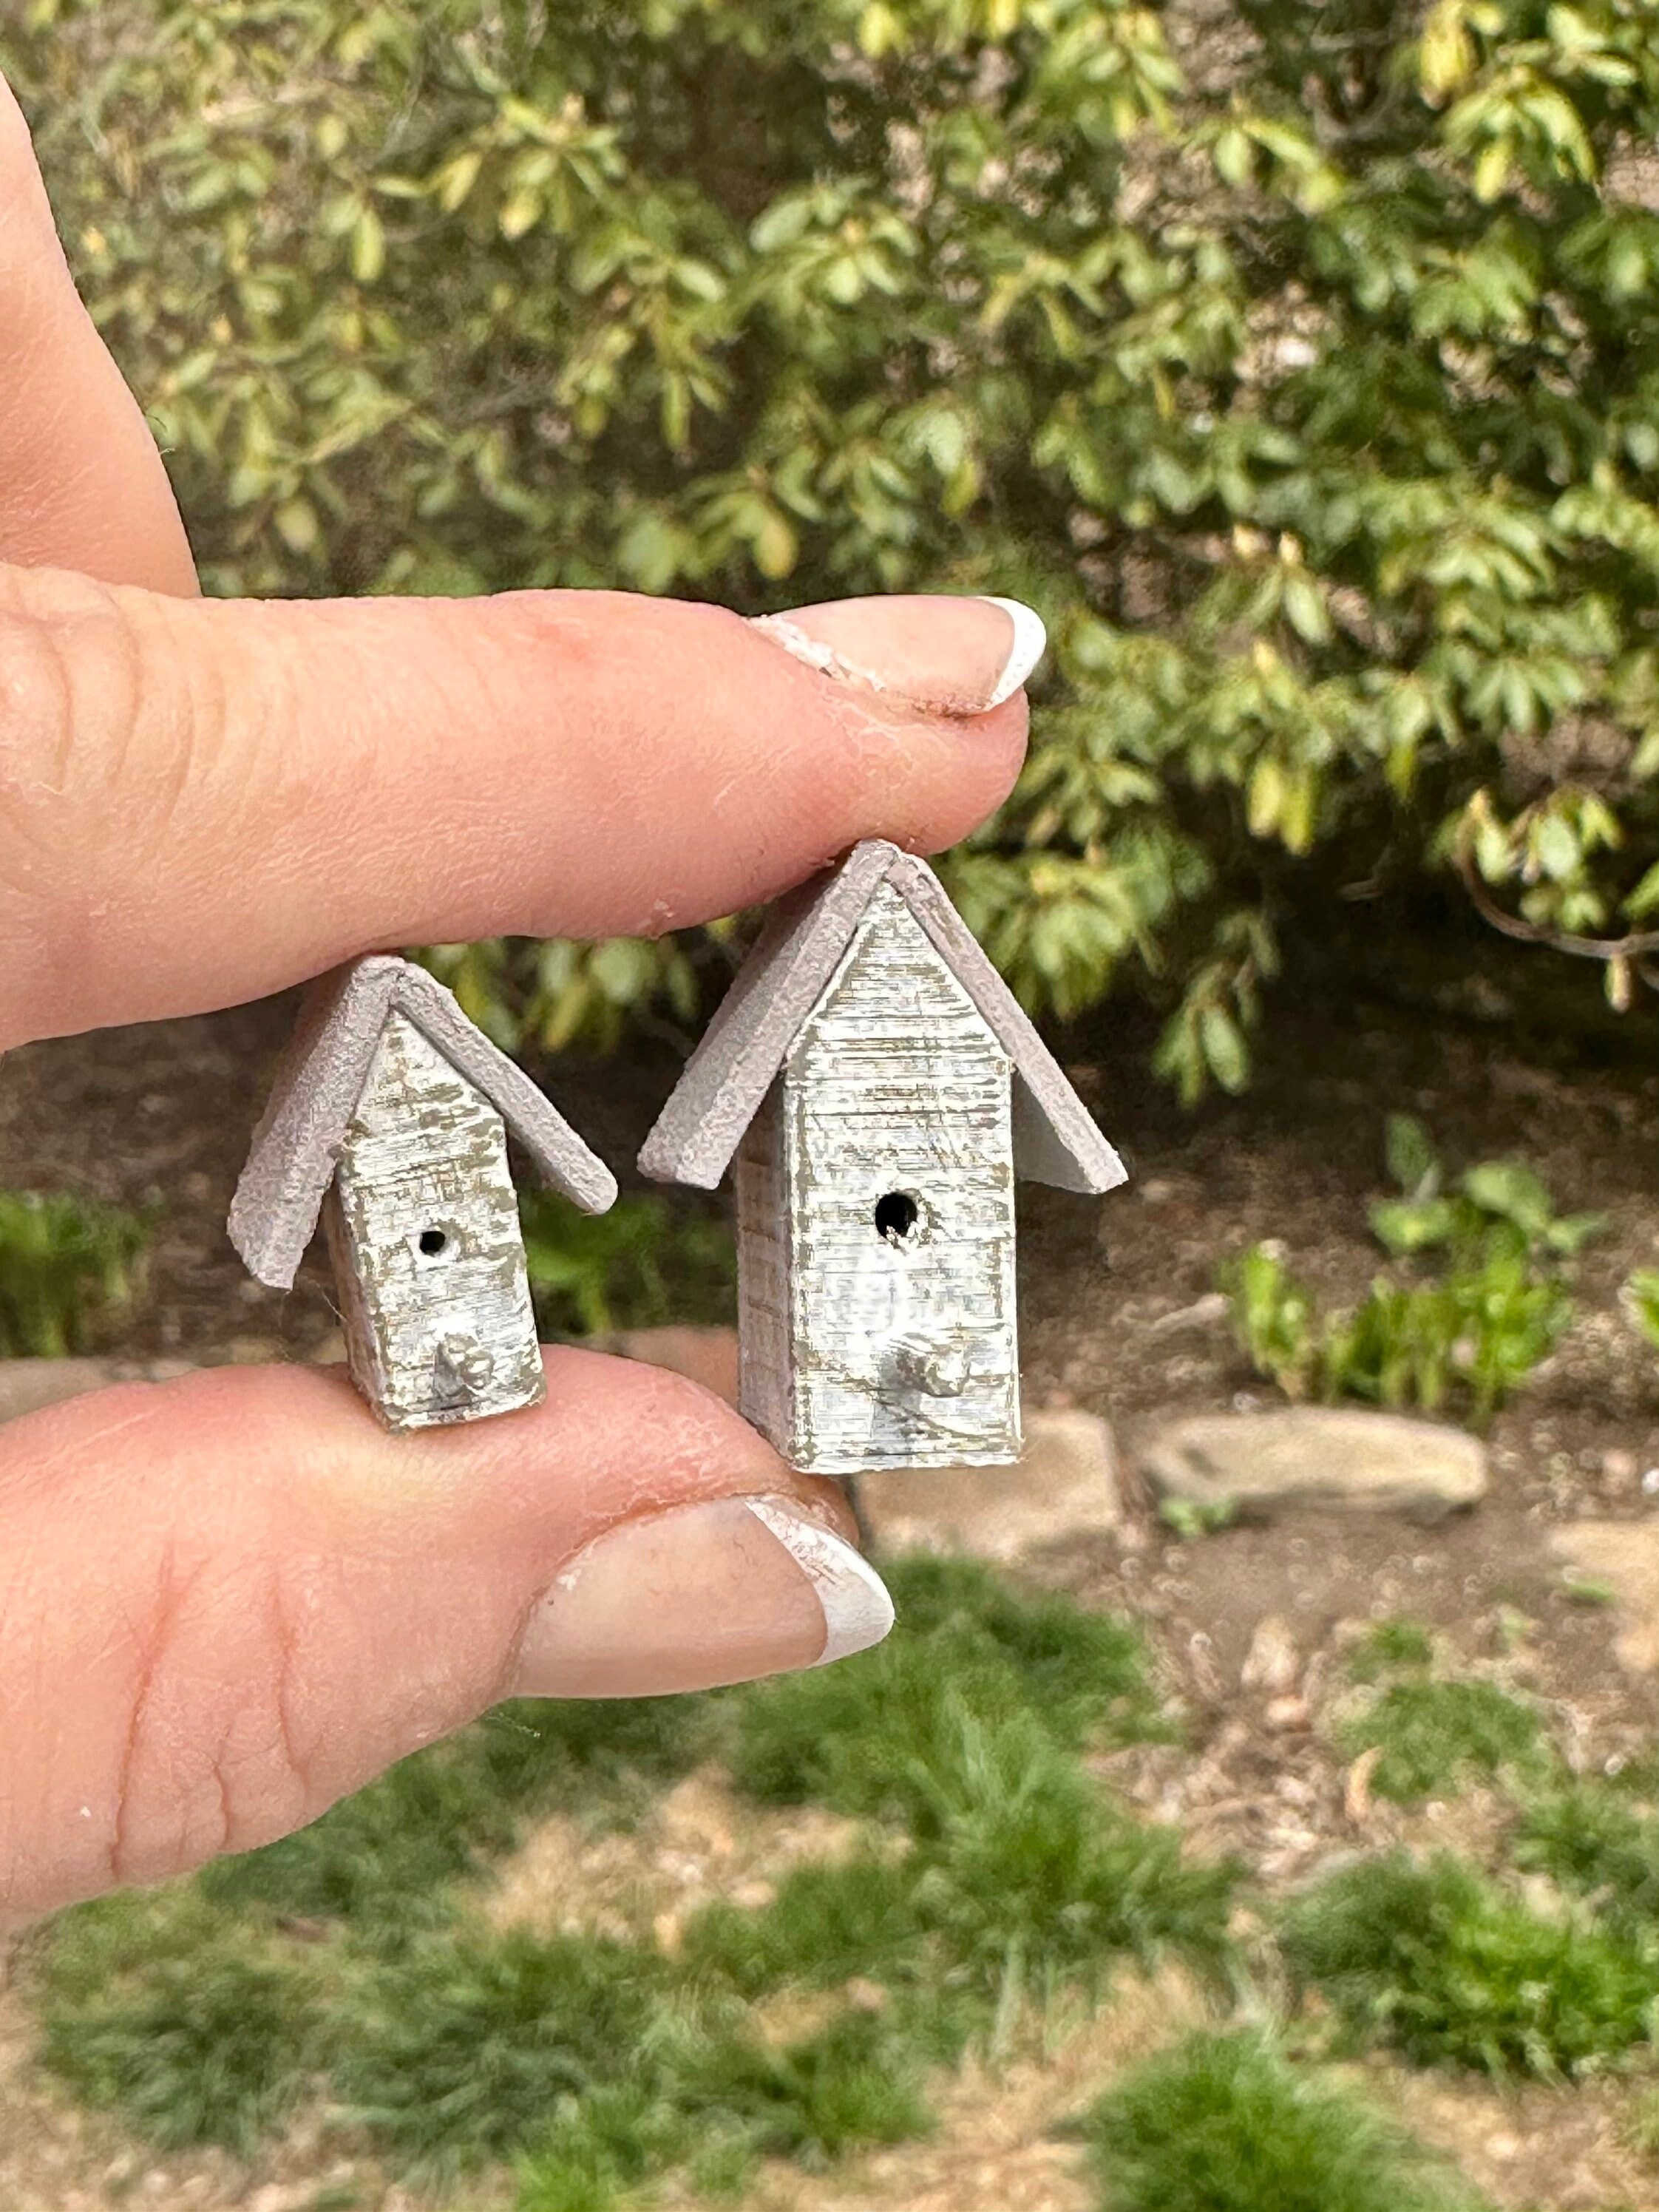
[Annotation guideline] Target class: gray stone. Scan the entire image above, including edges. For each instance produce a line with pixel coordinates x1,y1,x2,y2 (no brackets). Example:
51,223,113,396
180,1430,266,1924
858,1407,1121,1561
1138,1407,1487,1524
1550,1523,1659,1672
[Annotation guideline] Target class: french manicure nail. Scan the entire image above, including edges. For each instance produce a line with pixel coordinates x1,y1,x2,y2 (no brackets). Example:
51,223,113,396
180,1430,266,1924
751,593,1047,717
513,1493,895,1699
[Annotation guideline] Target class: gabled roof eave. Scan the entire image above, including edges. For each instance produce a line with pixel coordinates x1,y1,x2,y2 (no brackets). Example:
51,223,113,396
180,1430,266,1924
637,842,1125,1196
229,955,616,1289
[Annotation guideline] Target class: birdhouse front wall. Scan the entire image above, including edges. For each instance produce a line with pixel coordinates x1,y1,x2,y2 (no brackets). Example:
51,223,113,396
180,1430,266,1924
770,883,1020,1474
324,1012,544,1431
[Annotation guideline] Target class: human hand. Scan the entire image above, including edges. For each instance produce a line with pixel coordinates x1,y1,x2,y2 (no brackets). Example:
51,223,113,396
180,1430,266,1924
0,79,1039,1920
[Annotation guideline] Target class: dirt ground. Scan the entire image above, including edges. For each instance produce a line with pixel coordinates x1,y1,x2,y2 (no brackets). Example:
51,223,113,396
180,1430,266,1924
6,974,1659,2208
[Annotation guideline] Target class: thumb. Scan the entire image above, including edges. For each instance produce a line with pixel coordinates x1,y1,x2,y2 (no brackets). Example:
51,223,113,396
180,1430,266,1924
0,1355,891,1920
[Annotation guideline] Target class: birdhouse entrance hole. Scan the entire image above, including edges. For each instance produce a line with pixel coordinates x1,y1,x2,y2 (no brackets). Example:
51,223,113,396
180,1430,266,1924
418,1227,449,1256
874,1190,923,1246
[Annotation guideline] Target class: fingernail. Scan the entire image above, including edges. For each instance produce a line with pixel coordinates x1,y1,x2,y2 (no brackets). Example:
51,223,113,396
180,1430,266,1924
513,1493,895,1698
751,593,1046,717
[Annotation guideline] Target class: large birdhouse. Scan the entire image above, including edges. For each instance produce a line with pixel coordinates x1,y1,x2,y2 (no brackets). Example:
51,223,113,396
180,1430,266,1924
639,841,1125,1476
230,955,616,1431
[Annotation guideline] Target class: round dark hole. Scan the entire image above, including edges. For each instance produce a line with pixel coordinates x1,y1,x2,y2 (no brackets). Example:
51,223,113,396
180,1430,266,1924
874,1191,920,1245
418,1228,448,1257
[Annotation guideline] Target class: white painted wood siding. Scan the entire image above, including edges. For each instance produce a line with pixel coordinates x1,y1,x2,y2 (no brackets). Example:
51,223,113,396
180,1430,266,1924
735,1082,794,1452
325,1012,543,1431
781,883,1019,1473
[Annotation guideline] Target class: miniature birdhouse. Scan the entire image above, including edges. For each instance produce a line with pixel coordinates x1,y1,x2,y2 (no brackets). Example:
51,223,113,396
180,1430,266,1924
229,955,617,1432
638,841,1125,1476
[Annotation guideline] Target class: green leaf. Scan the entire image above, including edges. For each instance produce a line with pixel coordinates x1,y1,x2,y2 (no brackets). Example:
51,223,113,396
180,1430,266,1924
1385,1115,1441,1201
350,206,385,284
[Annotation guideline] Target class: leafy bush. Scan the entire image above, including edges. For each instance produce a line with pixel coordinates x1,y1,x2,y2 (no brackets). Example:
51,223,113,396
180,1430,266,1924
1621,1268,1659,1365
1225,1120,1588,1419
15,2,1659,1085
0,1187,151,1356
1280,1852,1659,2077
1085,2029,1486,2212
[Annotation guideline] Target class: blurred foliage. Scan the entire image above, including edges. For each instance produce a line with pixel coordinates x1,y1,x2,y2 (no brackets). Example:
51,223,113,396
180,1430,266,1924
0,1187,152,1357
12,0,1659,1084
1224,1118,1590,1419
518,1188,733,1334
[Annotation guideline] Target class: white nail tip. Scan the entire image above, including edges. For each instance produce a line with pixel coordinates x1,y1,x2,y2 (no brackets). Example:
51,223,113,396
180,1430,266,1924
743,1496,895,1666
978,596,1048,709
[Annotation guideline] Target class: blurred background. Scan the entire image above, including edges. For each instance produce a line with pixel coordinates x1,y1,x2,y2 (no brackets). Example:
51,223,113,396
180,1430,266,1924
6,1,1659,2208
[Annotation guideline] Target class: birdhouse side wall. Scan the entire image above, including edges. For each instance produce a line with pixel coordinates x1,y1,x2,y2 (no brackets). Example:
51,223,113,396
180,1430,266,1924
734,1082,793,1453
781,886,1020,1474
328,1013,544,1431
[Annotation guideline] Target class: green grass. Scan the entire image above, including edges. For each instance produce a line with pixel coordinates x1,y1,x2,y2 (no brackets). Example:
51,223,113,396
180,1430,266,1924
727,1553,1165,1821
1084,2030,1487,2212
1336,1679,1548,1805
35,1893,322,2155
676,2009,934,2166
31,1555,1221,2191
1280,1852,1659,2077
1512,1782,1659,1932
1343,1617,1434,1683
332,1930,673,2171
200,1694,710,1935
688,1715,1234,2038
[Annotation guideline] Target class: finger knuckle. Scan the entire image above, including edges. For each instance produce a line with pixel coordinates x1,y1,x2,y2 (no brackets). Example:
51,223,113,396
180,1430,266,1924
0,571,200,1035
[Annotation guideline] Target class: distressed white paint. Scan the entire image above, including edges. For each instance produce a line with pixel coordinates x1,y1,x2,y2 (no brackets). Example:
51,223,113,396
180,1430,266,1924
324,1012,544,1431
735,1084,793,1449
735,881,1020,1475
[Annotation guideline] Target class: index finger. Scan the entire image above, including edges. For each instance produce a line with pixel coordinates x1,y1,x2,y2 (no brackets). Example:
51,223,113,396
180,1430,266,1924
0,570,1034,1049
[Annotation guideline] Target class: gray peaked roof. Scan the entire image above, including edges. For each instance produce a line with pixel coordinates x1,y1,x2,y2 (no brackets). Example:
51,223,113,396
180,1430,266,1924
229,954,617,1289
637,841,1126,1195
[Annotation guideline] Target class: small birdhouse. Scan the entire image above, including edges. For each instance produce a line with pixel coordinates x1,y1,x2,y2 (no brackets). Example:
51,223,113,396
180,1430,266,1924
639,841,1125,1476
229,955,617,1431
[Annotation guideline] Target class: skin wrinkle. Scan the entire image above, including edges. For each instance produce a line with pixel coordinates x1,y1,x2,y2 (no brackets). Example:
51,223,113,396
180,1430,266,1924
108,1531,180,1890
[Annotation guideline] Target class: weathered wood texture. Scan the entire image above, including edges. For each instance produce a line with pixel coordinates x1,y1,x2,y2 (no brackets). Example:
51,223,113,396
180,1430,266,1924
325,1012,544,1431
734,1083,793,1449
745,883,1020,1474
231,954,616,1292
